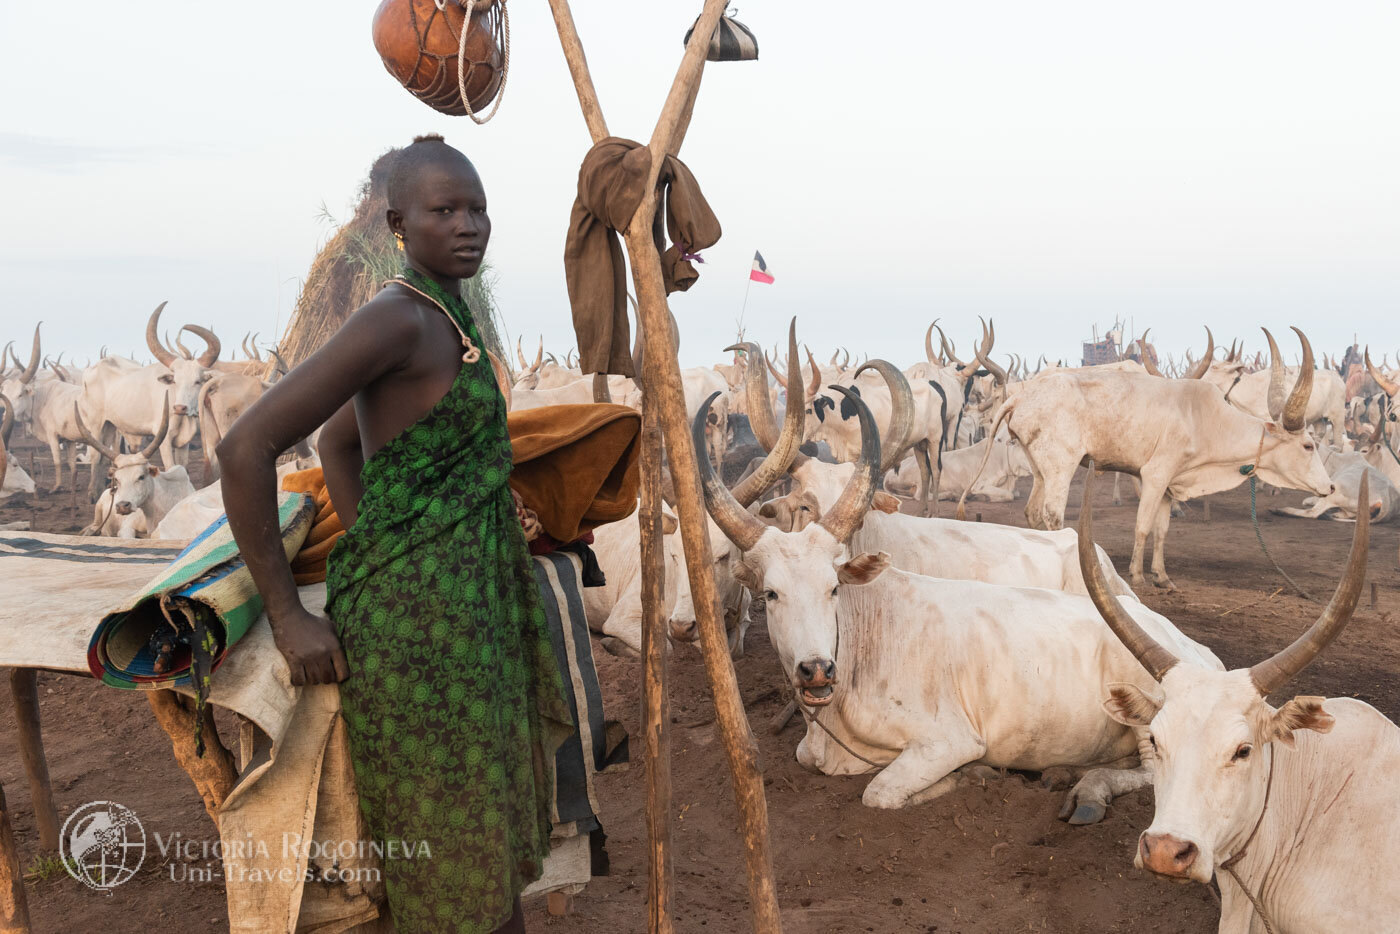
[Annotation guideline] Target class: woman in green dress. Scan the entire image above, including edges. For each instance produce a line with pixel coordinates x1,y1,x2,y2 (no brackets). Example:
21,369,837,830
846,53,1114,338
220,134,572,933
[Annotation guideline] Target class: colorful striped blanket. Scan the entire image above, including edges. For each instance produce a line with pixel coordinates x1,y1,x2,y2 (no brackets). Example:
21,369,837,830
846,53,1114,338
86,491,315,751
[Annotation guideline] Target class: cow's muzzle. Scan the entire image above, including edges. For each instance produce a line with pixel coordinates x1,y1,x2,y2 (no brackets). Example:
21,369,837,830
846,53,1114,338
668,617,699,643
1138,832,1201,881
115,502,134,516
795,657,836,707
172,404,189,416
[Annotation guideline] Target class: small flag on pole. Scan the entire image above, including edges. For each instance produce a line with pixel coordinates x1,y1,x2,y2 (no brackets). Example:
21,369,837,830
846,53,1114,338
749,251,775,284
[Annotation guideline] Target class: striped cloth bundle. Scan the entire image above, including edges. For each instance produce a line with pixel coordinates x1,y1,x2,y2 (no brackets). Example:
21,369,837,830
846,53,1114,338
86,491,315,751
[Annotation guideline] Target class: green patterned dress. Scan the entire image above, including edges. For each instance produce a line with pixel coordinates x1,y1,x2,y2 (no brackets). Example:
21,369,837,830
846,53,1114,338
325,269,573,933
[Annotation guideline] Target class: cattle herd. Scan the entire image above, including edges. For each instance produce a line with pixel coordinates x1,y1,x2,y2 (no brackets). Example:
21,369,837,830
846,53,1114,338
3,309,1400,931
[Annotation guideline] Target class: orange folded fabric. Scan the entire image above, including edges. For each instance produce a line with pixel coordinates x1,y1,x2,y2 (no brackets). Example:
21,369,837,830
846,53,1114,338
281,403,641,584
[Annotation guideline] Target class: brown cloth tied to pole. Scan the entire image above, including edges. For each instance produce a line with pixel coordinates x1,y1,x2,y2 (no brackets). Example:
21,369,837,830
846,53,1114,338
564,137,722,378
283,403,642,583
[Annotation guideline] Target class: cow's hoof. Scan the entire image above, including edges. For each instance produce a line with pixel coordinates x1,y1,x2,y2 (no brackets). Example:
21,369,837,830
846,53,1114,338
1152,577,1176,591
1065,801,1107,825
861,784,907,810
599,637,639,658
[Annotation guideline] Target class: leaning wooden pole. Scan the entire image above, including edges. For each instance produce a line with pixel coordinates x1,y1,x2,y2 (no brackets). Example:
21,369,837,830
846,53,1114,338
547,2,783,931
0,782,31,934
637,377,674,934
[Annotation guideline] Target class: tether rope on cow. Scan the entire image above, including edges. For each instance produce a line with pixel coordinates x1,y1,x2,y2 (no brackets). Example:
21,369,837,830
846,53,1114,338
1245,474,1317,604
795,700,884,769
1218,745,1279,934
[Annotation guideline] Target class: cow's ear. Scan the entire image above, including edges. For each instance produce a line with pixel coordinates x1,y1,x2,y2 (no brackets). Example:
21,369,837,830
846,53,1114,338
836,551,890,585
732,558,762,592
1268,696,1334,747
660,514,678,535
757,501,779,519
871,491,900,514
1102,683,1161,727
148,465,159,477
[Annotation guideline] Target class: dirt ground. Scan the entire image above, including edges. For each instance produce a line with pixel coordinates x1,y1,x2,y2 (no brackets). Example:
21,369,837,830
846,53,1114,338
3,437,1397,933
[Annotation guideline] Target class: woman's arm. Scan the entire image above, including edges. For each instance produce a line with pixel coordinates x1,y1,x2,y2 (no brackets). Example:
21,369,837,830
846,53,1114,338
218,297,417,685
318,400,365,529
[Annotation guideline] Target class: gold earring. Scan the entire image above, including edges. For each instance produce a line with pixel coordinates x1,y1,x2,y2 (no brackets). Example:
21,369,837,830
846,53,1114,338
393,231,405,251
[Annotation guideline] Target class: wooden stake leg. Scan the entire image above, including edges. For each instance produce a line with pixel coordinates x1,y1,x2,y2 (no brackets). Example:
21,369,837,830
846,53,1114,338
637,394,674,934
146,691,236,823
8,670,57,852
0,782,31,934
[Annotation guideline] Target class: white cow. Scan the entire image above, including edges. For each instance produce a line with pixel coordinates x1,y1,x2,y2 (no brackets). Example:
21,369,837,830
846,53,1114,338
695,388,1221,822
962,330,1333,589
1202,328,1348,443
887,431,1030,502
27,361,88,491
583,509,750,658
1079,475,1399,934
76,399,194,537
0,325,42,431
1272,446,1400,522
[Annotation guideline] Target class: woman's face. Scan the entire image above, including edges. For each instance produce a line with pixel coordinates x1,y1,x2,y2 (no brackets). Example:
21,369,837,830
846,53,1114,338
390,160,491,282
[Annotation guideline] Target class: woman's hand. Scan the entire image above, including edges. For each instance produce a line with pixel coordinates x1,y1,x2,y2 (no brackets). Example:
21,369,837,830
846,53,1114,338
270,608,351,685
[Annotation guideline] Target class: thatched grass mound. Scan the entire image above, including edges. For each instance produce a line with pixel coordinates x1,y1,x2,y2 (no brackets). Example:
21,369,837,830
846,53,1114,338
276,146,505,373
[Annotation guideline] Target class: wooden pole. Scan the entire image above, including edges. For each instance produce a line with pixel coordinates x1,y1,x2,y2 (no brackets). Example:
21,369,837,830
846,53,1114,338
7,670,58,851
146,691,236,823
0,782,31,934
547,2,784,931
637,381,674,934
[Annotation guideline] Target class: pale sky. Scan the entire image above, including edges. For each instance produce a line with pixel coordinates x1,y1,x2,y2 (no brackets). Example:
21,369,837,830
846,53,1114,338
3,2,1397,371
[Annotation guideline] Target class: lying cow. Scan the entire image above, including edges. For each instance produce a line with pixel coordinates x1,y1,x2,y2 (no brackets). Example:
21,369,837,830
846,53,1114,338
1272,450,1400,522
695,388,1222,821
1078,473,1398,934
887,431,1030,502
77,398,194,537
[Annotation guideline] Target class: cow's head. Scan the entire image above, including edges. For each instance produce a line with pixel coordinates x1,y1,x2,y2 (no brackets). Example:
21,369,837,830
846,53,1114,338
1078,469,1367,885
76,395,170,516
696,367,890,708
0,324,42,426
1254,327,1333,498
147,303,219,417
665,517,752,657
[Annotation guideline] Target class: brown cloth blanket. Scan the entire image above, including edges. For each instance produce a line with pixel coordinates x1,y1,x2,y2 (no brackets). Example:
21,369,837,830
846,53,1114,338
564,137,722,378
284,403,641,583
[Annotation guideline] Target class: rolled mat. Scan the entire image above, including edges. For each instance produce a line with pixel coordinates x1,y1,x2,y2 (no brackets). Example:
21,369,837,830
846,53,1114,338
87,491,315,753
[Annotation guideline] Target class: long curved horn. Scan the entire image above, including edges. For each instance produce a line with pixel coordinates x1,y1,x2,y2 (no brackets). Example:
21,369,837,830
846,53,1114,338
145,303,175,367
828,349,840,367
974,318,1008,385
1250,474,1369,695
1,341,13,373
728,320,807,506
1137,330,1163,377
764,351,788,391
694,392,768,551
268,349,290,382
250,333,263,361
0,392,14,449
935,323,962,368
1185,326,1215,379
1077,467,1179,680
515,336,527,370
73,403,120,462
19,323,41,384
486,349,512,410
170,330,192,361
533,337,544,372
1262,328,1286,420
545,352,558,365
817,386,881,544
854,360,916,473
1366,348,1398,397
1281,326,1313,432
925,321,941,364
139,394,172,460
182,325,221,368
804,348,822,402
241,332,253,360
726,341,778,450
842,348,851,369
